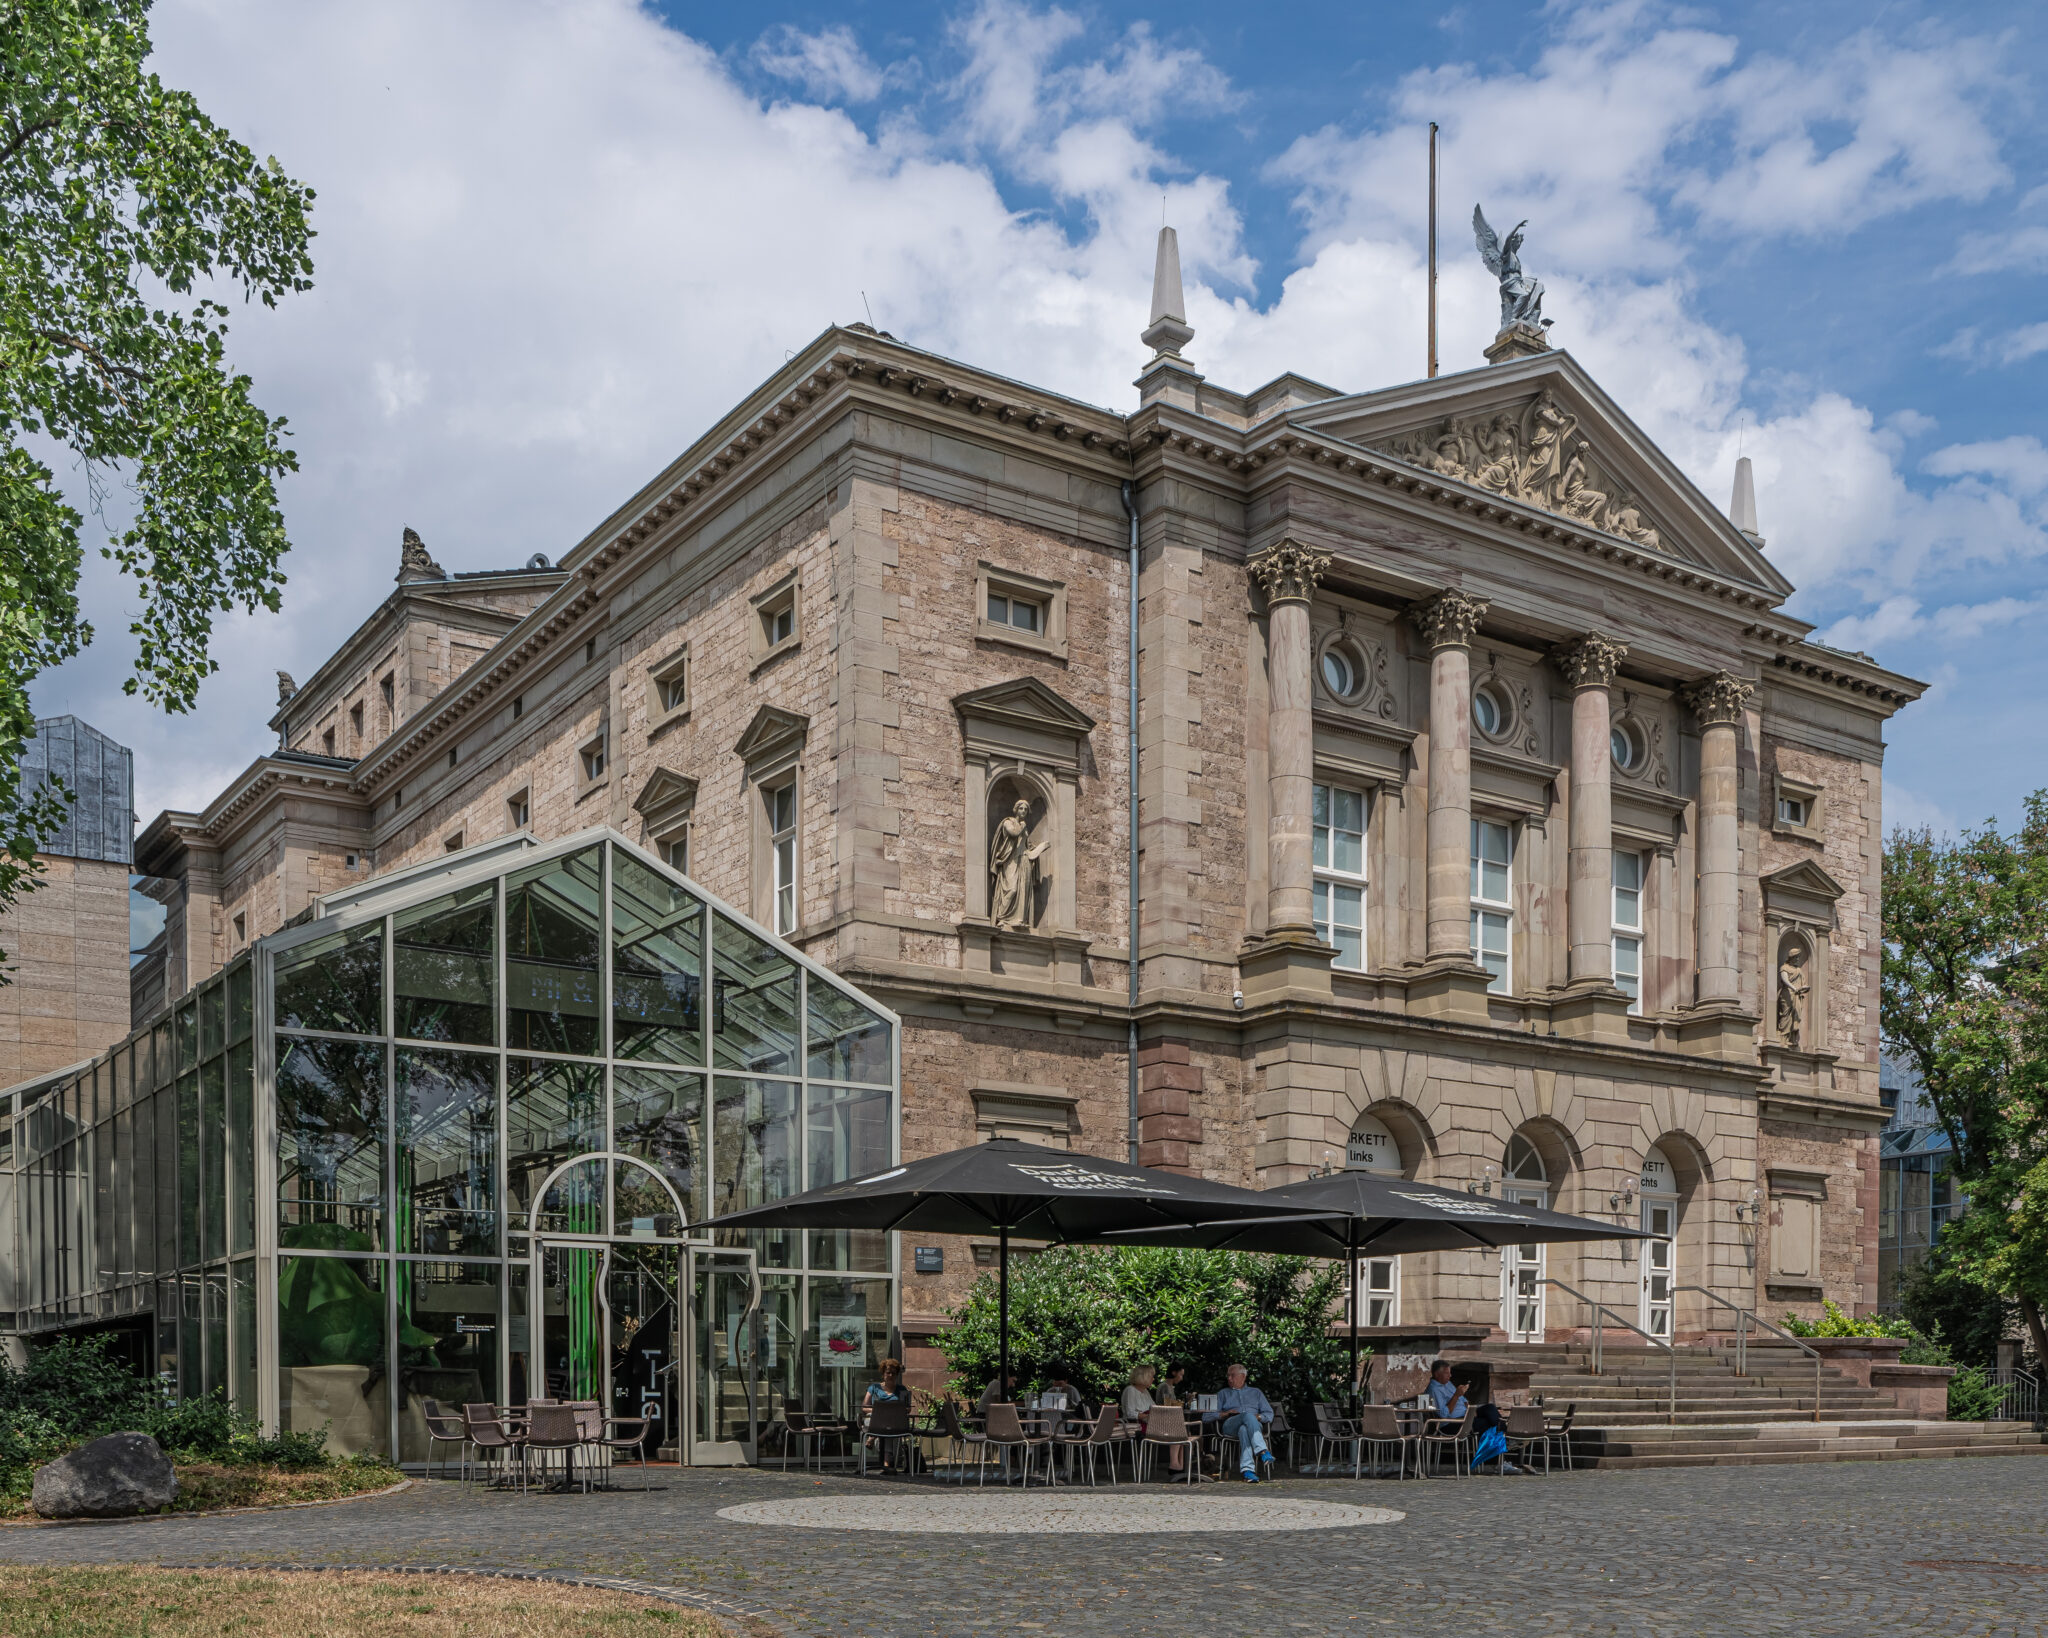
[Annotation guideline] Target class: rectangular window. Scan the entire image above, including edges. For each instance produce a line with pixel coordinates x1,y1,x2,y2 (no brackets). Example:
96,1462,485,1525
661,828,689,875
769,779,797,934
987,591,1043,634
380,673,395,711
1777,795,1807,827
443,832,464,853
322,727,336,756
1311,783,1368,970
765,600,794,648
508,790,530,830
349,702,364,739
1470,818,1512,993
580,735,607,784
1613,851,1644,1013
231,914,246,946
1359,1257,1399,1327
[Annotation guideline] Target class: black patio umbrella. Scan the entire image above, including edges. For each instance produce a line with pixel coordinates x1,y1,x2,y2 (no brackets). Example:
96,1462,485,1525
697,1138,1341,1396
1094,1169,1650,1402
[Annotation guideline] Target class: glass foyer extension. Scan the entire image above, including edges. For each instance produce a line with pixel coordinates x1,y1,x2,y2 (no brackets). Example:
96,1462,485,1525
0,830,901,1466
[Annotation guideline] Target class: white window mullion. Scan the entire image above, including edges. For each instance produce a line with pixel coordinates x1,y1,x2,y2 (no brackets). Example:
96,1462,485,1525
1470,818,1512,993
1311,783,1368,970
1612,850,1643,1014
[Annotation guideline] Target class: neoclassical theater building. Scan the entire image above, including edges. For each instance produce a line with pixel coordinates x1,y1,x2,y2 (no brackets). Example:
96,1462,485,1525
97,233,1917,1375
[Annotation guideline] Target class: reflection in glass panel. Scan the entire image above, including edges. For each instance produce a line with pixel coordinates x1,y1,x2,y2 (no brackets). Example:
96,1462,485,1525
179,1272,202,1398
806,1082,890,1192
534,1157,604,1238
506,847,604,1056
278,1253,387,1456
612,850,703,1064
201,1058,225,1262
608,1243,680,1453
396,1261,500,1463
711,915,798,1076
228,1042,254,1255
276,1037,386,1252
396,1047,499,1257
200,985,225,1060
394,885,496,1046
537,1240,605,1400
613,1069,702,1235
203,1269,227,1398
274,925,384,1036
154,1088,178,1276
228,962,252,1046
176,1005,197,1072
177,1073,199,1267
712,1077,798,1268
230,1261,257,1412
506,1056,604,1235
806,980,891,1085
807,1276,892,1421
151,1022,171,1089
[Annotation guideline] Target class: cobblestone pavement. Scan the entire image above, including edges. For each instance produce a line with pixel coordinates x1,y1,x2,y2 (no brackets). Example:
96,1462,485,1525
1,1459,2045,1636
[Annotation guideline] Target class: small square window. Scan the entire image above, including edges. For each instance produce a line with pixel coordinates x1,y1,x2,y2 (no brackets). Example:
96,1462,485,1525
648,646,691,723
751,573,801,663
988,591,1043,634
322,727,336,756
444,832,464,853
765,599,794,648
1778,796,1807,827
232,913,246,945
345,853,359,869
508,790,531,830
976,563,1067,657
585,637,597,665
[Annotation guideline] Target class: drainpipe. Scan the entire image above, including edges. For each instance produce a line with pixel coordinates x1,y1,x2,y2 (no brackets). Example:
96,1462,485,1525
1121,478,1141,1165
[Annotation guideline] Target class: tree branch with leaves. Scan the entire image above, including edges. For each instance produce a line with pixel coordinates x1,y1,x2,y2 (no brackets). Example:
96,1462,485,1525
0,0,313,950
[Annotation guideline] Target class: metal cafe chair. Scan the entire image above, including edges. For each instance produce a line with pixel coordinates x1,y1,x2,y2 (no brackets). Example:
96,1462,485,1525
420,1398,472,1483
1136,1403,1203,1485
933,1398,992,1484
1310,1401,1363,1475
1053,1405,1124,1487
1502,1404,1553,1475
1418,1406,1476,1478
462,1402,527,1493
978,1402,1051,1488
526,1402,594,1493
599,1412,654,1491
1351,1404,1420,1480
859,1400,920,1477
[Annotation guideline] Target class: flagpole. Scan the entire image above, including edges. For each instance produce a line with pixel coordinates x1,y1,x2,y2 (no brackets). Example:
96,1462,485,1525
1427,121,1440,380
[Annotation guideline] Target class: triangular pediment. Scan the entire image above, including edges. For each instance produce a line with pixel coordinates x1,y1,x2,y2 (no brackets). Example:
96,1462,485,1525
1292,352,1792,597
1761,859,1846,902
733,704,809,765
952,677,1097,738
632,766,699,820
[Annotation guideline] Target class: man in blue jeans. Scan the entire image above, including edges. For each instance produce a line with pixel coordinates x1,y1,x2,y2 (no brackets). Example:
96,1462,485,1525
1205,1363,1277,1482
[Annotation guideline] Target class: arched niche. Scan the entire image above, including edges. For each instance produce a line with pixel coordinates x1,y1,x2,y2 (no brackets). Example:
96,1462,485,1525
984,768,1053,932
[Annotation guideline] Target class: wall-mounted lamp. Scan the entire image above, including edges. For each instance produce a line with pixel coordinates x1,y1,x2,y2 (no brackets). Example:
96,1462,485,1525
1733,1186,1763,1223
1467,1163,1498,1197
1609,1181,1638,1213
1232,988,1245,1010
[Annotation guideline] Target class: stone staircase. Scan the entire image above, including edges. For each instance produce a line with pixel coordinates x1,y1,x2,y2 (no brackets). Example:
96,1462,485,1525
1509,1341,2048,1469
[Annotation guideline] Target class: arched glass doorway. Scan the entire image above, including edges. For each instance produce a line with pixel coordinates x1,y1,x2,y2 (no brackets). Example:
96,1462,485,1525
524,1150,762,1466
1499,1135,1548,1342
1638,1144,1678,1338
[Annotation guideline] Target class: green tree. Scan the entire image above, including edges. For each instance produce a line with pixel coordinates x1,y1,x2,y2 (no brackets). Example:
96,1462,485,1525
1,0,313,942
1883,795,2048,1369
933,1246,1352,1419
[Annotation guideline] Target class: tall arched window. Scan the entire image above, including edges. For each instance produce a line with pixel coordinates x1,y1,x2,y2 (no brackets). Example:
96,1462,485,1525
1501,1133,1549,1341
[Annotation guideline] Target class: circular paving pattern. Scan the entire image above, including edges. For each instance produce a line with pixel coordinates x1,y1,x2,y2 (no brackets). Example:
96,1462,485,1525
715,1491,1404,1534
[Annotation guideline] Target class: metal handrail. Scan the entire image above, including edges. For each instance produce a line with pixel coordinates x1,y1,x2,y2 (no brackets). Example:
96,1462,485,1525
1992,1367,2040,1424
1540,1278,1676,1425
1677,1286,1822,1423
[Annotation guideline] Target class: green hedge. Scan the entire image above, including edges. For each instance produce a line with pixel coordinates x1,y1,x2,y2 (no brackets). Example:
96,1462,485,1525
933,1246,1353,1418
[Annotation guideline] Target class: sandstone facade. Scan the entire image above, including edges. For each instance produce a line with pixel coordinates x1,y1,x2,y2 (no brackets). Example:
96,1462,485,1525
115,320,1921,1347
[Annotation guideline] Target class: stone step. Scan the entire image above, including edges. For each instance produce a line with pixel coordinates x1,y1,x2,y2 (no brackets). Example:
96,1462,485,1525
1573,1407,1921,1426
1578,1440,2048,1471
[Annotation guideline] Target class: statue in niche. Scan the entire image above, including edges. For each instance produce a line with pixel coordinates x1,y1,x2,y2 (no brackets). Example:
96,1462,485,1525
1777,939,1811,1049
988,796,1048,929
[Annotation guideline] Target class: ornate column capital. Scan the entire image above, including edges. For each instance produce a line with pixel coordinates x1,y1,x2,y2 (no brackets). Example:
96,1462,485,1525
1549,633,1629,691
1681,670,1754,727
1407,588,1490,651
1246,539,1332,607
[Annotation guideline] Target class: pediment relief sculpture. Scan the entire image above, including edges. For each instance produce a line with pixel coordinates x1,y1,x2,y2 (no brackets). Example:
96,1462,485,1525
1370,392,1668,553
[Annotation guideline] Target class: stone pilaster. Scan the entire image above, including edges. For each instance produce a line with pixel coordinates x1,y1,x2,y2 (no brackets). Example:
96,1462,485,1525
1240,540,1335,998
1407,589,1493,1021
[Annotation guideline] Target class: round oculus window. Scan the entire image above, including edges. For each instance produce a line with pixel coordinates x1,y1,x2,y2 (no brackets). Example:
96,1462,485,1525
1611,723,1640,770
1321,648,1356,698
1473,687,1502,737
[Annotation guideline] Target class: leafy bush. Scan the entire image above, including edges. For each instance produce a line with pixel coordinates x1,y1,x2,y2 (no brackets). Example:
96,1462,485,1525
1780,1300,1914,1339
935,1246,1352,1419
0,1336,154,1434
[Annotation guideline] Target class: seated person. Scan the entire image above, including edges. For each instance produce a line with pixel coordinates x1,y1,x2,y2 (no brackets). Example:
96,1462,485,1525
975,1371,1014,1415
1424,1359,1517,1471
1120,1364,1183,1474
1155,1364,1186,1404
1203,1363,1278,1482
1037,1363,1085,1425
864,1356,912,1413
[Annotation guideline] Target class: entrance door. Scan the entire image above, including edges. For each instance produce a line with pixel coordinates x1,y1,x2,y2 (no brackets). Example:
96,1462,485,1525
534,1238,612,1403
608,1243,680,1458
1640,1199,1676,1338
1500,1187,1547,1342
686,1246,762,1466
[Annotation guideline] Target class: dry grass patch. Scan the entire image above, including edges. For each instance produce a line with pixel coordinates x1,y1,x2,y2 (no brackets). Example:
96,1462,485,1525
0,1567,731,1636
0,1461,403,1520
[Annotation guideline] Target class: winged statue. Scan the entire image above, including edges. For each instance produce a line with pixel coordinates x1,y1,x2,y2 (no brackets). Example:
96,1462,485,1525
1473,205,1546,333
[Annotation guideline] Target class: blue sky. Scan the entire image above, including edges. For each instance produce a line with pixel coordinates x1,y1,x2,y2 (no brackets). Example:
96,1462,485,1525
29,0,2048,843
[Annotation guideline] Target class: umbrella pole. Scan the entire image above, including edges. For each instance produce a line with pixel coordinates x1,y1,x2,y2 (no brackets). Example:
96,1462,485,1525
998,1224,1010,1402
1348,1222,1361,1415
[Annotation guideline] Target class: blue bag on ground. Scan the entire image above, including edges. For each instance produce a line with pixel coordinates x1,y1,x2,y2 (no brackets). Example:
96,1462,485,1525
1470,1426,1508,1470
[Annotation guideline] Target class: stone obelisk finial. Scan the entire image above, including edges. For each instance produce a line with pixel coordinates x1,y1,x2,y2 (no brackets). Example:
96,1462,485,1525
1730,455,1763,546
1141,226,1195,360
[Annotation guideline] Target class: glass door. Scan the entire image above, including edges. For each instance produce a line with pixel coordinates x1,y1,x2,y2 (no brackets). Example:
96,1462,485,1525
1640,1199,1675,1338
1500,1187,1546,1342
686,1246,761,1465
608,1242,681,1458
533,1239,608,1402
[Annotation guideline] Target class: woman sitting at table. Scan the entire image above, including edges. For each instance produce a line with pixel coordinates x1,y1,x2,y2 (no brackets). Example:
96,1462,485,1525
864,1357,912,1412
1119,1364,1183,1475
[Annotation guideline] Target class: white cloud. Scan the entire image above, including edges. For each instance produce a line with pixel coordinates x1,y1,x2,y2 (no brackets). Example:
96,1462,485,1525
1924,436,2048,496
750,23,889,104
1946,225,2048,275
1933,322,2048,368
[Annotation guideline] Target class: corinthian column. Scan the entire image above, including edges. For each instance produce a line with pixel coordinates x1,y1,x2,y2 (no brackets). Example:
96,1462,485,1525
1682,671,1753,1005
1551,634,1629,986
1248,540,1333,939
1409,589,1490,962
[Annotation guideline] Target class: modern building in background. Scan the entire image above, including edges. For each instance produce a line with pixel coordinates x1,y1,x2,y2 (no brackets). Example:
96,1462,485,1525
0,717,134,1081
1877,1050,1957,1307
3,228,1924,1451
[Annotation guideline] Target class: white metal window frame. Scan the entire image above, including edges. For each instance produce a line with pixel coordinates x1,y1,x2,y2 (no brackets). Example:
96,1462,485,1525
768,780,798,935
1312,782,1368,971
1469,818,1512,993
1613,849,1643,1014
1358,1256,1399,1328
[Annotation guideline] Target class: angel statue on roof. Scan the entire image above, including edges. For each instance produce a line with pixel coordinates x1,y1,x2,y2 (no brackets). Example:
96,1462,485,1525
1473,206,1548,333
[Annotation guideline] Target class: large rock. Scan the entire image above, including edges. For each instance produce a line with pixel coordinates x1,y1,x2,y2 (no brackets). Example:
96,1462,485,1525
32,1433,178,1519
